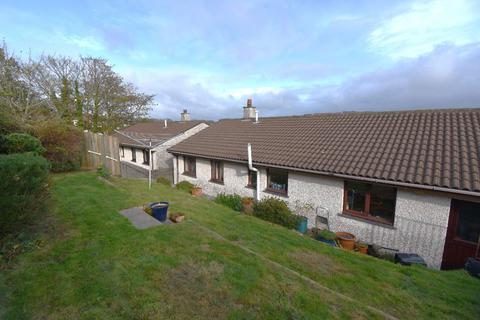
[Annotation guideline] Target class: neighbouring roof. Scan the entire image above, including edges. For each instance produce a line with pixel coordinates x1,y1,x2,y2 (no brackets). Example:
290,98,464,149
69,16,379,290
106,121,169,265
115,121,206,147
168,109,480,194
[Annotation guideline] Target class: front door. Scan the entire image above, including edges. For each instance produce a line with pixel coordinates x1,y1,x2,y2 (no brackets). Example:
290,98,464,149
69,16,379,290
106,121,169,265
442,199,480,269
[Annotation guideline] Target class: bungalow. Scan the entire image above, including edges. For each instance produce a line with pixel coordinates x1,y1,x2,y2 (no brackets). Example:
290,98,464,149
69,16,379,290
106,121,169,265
114,110,208,181
168,100,480,270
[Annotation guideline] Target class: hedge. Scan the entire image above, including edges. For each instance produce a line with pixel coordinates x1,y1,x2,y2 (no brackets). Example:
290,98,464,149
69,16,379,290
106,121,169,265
253,197,302,229
214,193,243,211
1,133,45,154
176,181,194,193
33,120,83,172
0,153,50,237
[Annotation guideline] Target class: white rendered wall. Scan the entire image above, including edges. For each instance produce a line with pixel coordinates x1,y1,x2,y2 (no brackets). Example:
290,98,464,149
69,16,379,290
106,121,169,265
175,157,452,268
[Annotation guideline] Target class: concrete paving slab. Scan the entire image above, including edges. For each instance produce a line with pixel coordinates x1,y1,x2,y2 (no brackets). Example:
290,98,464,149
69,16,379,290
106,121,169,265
119,207,172,229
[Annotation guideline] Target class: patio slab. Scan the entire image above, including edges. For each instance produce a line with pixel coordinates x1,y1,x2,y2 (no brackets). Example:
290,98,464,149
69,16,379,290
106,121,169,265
119,207,172,229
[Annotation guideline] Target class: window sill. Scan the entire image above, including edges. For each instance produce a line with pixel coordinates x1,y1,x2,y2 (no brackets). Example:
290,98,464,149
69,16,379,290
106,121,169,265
339,212,395,229
209,179,224,185
264,188,288,198
245,185,256,190
182,172,197,178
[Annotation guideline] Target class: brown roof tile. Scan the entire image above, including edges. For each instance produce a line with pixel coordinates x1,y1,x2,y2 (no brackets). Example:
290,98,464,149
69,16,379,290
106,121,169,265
168,109,480,193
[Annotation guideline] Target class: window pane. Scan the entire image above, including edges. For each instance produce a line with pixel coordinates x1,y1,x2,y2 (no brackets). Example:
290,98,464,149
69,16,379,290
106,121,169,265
456,202,480,243
211,160,223,181
248,170,257,187
370,185,396,224
346,183,366,212
268,168,288,192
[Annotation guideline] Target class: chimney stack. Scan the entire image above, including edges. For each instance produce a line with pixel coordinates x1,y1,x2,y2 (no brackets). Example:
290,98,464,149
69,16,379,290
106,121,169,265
243,98,256,119
181,109,190,121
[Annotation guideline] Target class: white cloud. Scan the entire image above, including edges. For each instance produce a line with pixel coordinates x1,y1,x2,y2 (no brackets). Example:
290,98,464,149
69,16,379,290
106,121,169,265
61,34,105,51
369,0,480,59
129,43,480,120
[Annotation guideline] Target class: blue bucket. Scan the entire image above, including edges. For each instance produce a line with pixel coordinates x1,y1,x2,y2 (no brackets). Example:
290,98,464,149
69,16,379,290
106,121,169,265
151,202,169,222
297,216,308,234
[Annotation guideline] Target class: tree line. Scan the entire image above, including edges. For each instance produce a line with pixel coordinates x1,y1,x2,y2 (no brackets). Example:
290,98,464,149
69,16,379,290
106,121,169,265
0,42,154,133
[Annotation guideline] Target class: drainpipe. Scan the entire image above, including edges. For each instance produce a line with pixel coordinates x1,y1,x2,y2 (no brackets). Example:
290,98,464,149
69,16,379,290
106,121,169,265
247,143,260,201
148,140,152,190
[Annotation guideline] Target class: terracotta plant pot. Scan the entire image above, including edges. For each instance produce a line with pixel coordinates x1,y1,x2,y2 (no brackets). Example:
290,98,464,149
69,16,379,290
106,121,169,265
335,232,356,251
357,244,368,254
242,198,254,215
191,187,203,196
170,213,185,223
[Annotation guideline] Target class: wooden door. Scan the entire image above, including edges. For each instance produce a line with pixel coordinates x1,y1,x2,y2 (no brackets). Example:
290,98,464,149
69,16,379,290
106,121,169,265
442,200,480,269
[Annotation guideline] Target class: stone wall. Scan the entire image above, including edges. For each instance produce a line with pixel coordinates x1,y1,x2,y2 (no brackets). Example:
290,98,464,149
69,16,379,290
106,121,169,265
175,156,452,268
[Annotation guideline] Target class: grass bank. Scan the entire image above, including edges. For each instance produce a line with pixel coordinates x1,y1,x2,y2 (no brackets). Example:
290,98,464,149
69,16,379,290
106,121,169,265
1,172,478,319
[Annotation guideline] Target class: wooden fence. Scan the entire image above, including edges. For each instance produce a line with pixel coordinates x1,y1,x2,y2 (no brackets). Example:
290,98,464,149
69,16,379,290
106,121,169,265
83,131,121,176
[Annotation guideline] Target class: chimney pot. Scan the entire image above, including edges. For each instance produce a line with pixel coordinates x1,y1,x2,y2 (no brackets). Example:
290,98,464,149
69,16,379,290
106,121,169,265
243,98,256,119
181,109,191,121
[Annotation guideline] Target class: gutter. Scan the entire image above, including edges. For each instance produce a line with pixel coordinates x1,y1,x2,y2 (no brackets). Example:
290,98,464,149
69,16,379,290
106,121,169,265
247,143,260,201
168,150,480,198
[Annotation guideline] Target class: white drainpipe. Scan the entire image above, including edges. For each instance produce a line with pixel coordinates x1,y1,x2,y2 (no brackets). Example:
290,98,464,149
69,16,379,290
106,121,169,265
247,143,260,201
148,140,152,190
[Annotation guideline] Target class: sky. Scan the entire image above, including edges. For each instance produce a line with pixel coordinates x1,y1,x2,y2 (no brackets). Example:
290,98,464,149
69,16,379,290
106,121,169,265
1,0,480,120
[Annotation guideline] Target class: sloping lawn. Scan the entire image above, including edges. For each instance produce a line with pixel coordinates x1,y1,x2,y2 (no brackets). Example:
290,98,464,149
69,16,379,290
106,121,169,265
1,172,479,319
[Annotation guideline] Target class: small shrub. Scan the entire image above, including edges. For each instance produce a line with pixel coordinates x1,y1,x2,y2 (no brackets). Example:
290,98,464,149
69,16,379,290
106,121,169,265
315,229,337,241
33,120,83,172
96,165,110,179
176,180,194,193
0,153,50,238
214,193,243,211
1,133,45,154
253,197,302,229
156,176,171,186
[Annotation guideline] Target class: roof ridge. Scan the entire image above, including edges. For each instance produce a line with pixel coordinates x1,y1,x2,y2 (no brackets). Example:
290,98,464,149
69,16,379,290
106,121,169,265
216,107,480,122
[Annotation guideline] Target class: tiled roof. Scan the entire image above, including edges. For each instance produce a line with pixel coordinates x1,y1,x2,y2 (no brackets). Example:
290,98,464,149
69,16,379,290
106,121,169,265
114,121,205,147
168,109,480,194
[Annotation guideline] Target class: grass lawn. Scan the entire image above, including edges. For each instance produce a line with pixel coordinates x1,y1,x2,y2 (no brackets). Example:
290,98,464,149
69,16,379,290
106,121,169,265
1,172,479,319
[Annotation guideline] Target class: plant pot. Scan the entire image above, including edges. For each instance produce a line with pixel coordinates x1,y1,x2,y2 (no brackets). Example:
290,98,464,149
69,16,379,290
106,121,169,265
335,232,356,251
191,187,203,196
170,214,185,223
358,245,368,254
242,200,254,215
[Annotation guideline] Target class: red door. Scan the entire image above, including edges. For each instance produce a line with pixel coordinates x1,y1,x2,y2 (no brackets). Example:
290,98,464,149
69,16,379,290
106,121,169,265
442,200,480,269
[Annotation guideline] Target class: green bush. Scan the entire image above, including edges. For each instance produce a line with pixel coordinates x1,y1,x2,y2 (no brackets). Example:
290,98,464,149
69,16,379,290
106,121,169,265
96,165,110,179
253,197,302,229
0,153,50,238
156,176,171,186
214,193,243,211
176,180,194,192
1,133,45,154
33,120,83,172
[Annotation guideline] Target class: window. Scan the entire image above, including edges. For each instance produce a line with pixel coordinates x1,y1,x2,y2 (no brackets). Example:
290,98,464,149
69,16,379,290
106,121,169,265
266,168,288,195
343,181,396,225
455,201,480,243
211,160,224,183
183,156,196,177
247,169,257,188
131,148,136,162
121,146,124,158
142,149,150,165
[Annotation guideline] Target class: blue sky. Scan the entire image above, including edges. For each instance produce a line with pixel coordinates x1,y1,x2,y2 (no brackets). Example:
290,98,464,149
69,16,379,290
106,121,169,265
1,0,480,120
